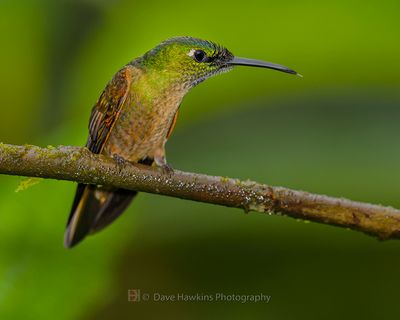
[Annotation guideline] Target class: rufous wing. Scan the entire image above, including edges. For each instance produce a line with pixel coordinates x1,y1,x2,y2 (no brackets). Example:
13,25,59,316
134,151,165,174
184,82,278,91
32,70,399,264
65,66,136,248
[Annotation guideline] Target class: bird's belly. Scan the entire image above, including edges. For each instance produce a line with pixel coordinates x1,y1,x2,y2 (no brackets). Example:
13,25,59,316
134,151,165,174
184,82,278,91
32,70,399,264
104,100,176,162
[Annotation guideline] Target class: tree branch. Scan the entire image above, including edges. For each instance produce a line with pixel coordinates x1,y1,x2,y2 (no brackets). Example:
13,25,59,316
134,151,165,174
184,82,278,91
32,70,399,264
1,142,400,240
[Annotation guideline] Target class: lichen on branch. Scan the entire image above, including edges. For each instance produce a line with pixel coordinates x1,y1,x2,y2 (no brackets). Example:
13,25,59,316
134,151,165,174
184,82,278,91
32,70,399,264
1,142,400,240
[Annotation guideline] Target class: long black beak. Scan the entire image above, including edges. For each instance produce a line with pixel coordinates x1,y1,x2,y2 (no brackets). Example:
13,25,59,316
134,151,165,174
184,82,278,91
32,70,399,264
228,57,302,77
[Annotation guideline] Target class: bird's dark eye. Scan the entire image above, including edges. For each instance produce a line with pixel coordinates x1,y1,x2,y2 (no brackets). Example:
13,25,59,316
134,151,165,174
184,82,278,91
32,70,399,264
193,50,207,62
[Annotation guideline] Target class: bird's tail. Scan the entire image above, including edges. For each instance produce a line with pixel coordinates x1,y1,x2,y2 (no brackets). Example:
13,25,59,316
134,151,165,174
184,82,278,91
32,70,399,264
64,184,137,248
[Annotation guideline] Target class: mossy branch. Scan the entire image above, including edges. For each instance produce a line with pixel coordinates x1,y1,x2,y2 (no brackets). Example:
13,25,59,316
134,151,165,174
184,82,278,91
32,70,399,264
1,142,400,240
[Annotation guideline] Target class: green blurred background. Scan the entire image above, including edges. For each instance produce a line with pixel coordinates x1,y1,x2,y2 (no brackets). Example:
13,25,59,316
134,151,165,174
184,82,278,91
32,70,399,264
1,0,400,318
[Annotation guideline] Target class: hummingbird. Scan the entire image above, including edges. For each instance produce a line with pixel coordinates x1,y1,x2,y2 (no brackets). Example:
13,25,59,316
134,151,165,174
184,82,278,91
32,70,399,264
65,36,300,248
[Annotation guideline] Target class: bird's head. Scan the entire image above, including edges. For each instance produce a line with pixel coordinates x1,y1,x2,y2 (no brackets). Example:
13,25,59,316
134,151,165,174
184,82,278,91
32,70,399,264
139,36,300,90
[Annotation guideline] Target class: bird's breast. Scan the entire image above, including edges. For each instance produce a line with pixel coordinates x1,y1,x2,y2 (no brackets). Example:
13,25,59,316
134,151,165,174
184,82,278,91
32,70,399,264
104,81,186,162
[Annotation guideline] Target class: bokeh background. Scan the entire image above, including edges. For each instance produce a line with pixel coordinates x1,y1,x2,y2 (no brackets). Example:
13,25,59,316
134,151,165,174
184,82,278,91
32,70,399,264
1,0,400,318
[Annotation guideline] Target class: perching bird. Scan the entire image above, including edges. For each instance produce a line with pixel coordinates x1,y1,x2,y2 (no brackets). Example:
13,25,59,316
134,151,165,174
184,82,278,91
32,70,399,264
65,36,300,248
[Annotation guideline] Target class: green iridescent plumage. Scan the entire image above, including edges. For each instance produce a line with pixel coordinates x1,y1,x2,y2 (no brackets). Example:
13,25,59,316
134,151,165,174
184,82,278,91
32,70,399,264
135,37,234,93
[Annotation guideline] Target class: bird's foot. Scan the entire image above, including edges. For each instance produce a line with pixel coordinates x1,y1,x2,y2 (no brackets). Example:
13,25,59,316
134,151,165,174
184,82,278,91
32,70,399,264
154,155,174,175
160,163,174,175
113,154,127,172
